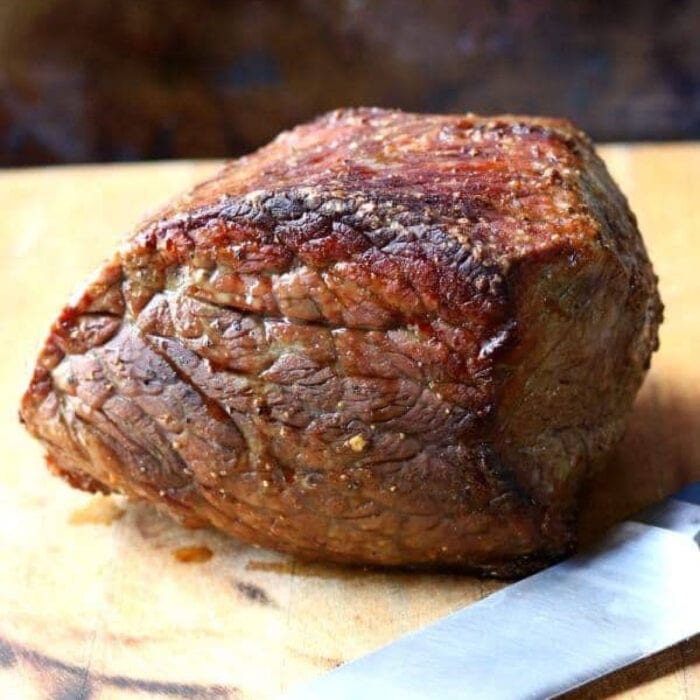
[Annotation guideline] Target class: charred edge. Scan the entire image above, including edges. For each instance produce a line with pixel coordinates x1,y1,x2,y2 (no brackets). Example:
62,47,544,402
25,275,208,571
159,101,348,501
216,189,501,234
472,443,539,516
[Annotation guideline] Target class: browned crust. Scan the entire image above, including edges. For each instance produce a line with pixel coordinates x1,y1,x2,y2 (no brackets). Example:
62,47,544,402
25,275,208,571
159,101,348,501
20,109,662,576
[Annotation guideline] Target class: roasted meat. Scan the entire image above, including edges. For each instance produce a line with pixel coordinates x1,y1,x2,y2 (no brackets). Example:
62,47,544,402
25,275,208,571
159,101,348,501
20,109,662,576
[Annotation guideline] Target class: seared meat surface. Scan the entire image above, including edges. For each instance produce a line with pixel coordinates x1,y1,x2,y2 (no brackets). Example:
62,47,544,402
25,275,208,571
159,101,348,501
20,109,661,576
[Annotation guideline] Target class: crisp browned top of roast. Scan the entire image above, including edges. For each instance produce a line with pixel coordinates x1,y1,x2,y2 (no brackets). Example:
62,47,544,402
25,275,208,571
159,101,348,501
20,109,661,576
157,109,604,261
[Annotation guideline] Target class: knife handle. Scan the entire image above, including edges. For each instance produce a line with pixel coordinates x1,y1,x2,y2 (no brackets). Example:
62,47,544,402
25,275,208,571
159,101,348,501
675,482,700,506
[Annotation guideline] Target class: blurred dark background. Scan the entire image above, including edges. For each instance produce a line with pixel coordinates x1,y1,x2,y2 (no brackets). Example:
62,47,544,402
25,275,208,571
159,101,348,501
0,0,698,166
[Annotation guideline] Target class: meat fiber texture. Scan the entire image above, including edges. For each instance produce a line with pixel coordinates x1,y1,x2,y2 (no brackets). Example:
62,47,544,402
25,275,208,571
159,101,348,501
21,109,662,577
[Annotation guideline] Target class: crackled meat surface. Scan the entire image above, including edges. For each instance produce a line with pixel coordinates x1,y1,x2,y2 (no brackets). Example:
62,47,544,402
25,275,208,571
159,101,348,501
20,108,662,576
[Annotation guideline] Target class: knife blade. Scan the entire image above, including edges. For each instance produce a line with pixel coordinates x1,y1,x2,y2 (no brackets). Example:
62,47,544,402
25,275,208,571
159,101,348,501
281,485,700,700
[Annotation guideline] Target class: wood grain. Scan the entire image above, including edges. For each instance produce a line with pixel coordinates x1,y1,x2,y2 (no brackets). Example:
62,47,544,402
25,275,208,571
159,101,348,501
0,146,698,699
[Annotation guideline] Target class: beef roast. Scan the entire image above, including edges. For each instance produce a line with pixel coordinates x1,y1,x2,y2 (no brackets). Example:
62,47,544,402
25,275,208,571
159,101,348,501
20,109,662,576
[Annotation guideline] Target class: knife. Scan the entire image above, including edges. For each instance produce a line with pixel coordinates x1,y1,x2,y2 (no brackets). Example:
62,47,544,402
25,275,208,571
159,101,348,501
281,484,700,700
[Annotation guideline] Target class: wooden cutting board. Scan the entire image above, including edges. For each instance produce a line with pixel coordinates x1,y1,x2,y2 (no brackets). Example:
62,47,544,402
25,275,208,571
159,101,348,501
1,145,698,700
